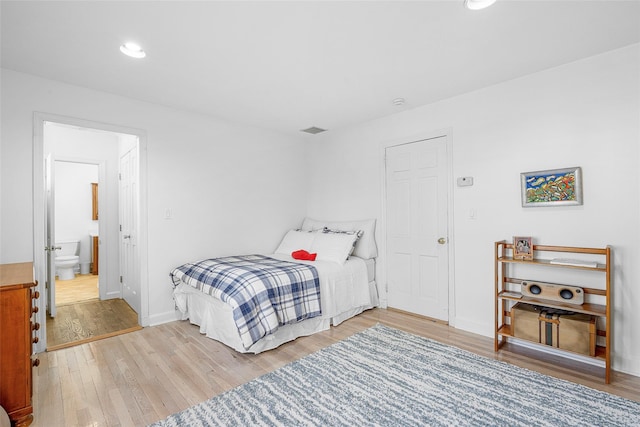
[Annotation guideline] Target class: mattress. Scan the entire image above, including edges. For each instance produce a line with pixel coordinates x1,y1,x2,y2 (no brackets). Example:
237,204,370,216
173,254,376,353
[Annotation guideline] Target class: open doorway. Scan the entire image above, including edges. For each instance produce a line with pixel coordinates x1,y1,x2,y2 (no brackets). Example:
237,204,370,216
32,114,149,352
53,160,101,306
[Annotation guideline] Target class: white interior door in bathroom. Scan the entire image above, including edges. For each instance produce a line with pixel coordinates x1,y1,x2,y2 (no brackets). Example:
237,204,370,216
45,154,57,317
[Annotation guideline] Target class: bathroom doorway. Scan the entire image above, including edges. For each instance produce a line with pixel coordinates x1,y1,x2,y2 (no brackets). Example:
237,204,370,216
33,113,149,352
52,160,101,307
43,123,114,317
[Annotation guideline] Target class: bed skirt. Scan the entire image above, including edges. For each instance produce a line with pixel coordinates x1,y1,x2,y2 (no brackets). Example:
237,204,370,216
173,281,376,353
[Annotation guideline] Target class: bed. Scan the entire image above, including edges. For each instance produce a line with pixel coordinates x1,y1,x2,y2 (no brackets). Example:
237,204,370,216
170,218,379,353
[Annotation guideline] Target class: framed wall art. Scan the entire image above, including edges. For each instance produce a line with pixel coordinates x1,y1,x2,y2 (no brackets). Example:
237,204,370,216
520,166,582,207
513,236,533,261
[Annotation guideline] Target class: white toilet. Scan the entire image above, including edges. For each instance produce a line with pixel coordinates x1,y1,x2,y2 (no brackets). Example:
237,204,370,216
55,240,80,280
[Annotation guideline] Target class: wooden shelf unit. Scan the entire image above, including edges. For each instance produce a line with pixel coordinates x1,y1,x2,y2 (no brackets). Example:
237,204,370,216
494,241,611,383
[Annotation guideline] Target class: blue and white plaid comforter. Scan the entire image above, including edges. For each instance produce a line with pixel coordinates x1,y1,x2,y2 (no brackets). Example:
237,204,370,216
170,255,321,349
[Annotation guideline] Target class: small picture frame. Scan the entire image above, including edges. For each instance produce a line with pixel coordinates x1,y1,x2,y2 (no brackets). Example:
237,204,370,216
513,236,533,261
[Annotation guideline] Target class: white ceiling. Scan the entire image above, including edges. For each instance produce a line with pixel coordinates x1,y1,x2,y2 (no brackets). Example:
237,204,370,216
2,1,639,136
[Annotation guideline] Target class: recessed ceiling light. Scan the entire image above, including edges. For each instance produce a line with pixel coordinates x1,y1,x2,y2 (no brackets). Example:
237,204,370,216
464,0,497,10
301,126,327,135
120,42,146,59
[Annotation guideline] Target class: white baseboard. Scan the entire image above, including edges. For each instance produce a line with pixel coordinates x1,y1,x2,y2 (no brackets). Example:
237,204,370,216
453,316,493,338
147,309,182,327
613,354,640,378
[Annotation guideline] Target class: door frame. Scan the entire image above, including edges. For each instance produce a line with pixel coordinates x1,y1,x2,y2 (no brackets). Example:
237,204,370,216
32,112,149,352
379,128,456,326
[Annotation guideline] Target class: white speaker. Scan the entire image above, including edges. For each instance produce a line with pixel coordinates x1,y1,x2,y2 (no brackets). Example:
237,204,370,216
521,281,584,305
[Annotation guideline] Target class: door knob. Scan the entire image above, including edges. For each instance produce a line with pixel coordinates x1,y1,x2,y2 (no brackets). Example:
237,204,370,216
123,235,131,239
438,237,447,244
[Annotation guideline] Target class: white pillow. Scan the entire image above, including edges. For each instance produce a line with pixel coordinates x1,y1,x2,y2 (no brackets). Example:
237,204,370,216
274,230,315,255
310,232,359,265
319,227,363,256
301,218,378,259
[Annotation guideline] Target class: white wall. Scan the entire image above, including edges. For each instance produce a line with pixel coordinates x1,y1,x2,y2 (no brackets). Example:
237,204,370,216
0,69,308,328
306,45,640,376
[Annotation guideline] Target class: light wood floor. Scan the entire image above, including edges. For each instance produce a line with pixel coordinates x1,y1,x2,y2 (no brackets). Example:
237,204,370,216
32,308,640,427
56,274,99,305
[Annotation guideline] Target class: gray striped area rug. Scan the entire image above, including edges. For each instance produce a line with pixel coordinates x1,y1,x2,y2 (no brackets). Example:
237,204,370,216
150,324,640,426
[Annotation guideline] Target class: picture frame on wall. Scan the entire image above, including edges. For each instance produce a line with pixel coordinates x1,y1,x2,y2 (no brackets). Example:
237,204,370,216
520,166,583,207
513,236,533,261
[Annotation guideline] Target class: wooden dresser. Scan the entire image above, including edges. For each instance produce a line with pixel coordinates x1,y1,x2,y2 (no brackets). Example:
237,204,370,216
0,263,39,427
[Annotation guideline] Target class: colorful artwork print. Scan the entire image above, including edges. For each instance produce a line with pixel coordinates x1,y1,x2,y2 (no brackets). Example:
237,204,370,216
520,167,583,207
526,171,575,202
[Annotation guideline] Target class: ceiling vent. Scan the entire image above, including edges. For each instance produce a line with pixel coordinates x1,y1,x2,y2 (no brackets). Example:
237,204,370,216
301,126,327,135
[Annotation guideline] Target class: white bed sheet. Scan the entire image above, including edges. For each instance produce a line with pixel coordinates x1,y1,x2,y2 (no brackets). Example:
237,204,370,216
363,257,375,282
173,254,375,353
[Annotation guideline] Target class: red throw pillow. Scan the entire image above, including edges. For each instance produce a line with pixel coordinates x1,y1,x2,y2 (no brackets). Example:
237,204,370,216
291,249,317,261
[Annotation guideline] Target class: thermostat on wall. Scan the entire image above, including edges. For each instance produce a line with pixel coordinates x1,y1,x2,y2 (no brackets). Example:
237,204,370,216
457,177,474,187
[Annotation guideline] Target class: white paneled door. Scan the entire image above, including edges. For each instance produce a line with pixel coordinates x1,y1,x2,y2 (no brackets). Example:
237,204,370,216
119,146,140,314
45,154,57,317
385,137,449,321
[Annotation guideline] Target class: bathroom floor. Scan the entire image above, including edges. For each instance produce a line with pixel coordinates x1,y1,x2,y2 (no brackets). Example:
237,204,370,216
55,274,99,305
